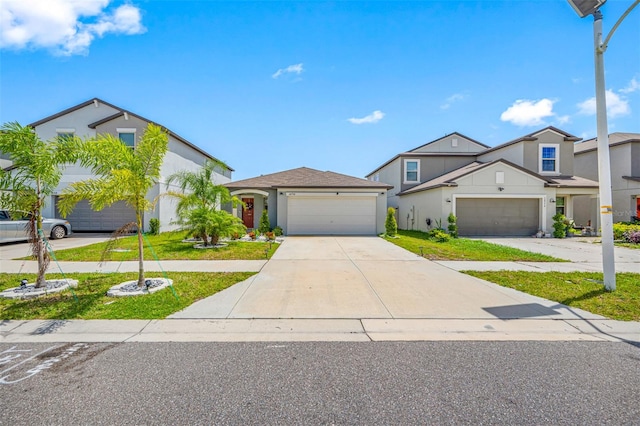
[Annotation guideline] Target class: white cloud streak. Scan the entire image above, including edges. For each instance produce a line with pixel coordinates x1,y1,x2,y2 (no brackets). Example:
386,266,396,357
440,93,466,110
347,110,385,124
577,90,630,118
500,99,556,126
0,0,145,56
620,77,639,94
272,63,304,79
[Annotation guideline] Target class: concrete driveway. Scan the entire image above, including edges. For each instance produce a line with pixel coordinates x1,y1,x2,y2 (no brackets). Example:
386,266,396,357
171,236,604,321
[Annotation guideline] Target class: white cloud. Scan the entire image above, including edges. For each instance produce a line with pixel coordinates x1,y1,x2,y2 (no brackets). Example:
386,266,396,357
0,0,145,56
620,77,640,94
272,63,304,79
440,93,466,110
556,115,571,125
500,99,556,126
347,110,385,124
577,90,630,118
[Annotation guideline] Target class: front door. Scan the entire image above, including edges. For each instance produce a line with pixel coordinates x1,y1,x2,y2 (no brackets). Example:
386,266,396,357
636,197,640,219
242,198,254,229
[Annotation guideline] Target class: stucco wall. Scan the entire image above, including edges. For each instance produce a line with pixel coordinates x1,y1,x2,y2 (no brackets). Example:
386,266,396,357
477,143,523,165
412,135,486,153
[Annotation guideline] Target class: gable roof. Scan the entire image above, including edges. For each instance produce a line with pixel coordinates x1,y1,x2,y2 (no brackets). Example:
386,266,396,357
574,132,640,154
398,159,561,196
479,126,581,156
409,131,490,152
28,98,233,172
226,167,392,190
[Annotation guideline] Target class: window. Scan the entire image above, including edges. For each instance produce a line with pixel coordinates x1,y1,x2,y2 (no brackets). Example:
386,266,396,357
117,128,136,148
404,160,419,183
56,128,75,140
496,171,505,184
555,197,565,215
539,144,559,173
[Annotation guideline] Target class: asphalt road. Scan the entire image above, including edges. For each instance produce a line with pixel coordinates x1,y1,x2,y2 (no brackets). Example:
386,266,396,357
1,341,639,425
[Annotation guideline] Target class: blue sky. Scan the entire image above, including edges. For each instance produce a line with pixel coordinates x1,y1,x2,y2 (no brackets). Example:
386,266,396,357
1,0,639,180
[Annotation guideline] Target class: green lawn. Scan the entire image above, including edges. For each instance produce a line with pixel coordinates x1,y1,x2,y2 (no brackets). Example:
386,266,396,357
0,272,254,320
385,230,566,261
29,232,279,261
464,271,640,321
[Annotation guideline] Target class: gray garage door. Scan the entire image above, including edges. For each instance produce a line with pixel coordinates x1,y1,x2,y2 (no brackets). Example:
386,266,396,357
457,198,540,237
56,199,136,232
287,196,377,235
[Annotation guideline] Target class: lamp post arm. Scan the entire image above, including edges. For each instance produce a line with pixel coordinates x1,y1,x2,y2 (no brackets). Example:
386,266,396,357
600,0,640,52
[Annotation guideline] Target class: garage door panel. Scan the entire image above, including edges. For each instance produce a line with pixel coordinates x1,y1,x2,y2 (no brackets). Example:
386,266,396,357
287,196,376,235
56,199,136,232
457,198,539,237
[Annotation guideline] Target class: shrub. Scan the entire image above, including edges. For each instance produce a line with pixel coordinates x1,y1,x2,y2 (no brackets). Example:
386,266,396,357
385,207,398,236
624,230,640,244
613,222,640,240
552,213,567,239
148,218,160,235
447,213,458,238
273,226,283,237
258,210,270,234
426,228,450,243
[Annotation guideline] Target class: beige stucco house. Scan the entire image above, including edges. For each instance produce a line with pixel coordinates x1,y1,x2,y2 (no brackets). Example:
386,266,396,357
225,167,392,235
23,98,231,232
574,132,640,225
367,127,600,236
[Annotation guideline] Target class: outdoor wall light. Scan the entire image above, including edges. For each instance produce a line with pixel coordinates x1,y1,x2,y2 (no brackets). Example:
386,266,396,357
498,187,505,192
550,198,556,203
446,198,451,203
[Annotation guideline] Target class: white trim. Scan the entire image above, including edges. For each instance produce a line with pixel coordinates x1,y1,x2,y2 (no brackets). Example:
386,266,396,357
530,128,567,138
539,143,559,174
56,128,75,134
403,159,420,184
285,192,379,197
230,189,269,197
116,128,137,133
452,194,547,232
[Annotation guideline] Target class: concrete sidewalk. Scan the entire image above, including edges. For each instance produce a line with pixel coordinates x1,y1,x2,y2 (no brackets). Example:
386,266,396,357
2,318,638,343
435,261,640,273
0,259,267,273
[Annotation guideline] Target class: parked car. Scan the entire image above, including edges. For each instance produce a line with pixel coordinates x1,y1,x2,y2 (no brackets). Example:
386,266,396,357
0,209,72,243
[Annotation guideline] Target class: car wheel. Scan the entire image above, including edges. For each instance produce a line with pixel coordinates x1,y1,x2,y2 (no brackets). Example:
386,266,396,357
50,225,66,240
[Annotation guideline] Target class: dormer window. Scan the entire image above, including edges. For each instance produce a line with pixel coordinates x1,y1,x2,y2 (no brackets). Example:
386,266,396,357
539,144,559,174
404,159,420,183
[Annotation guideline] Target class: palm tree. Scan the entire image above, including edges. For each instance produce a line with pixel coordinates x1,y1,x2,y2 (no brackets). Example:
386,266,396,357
0,122,79,288
166,159,245,246
57,123,168,288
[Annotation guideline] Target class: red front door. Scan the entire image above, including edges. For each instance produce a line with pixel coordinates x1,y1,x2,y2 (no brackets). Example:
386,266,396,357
242,198,254,228
636,198,640,219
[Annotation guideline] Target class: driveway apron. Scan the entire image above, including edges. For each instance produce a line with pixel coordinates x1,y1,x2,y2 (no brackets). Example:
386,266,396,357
173,237,603,321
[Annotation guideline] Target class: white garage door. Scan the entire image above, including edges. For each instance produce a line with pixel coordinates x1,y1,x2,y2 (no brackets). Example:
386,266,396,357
56,199,136,232
287,196,377,235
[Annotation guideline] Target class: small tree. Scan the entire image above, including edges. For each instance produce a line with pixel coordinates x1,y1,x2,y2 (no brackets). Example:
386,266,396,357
385,207,397,236
258,209,270,234
58,123,169,288
447,212,458,238
552,213,567,238
0,122,79,288
166,159,244,246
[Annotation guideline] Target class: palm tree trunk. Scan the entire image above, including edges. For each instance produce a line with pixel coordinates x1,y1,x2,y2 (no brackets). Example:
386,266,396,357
137,213,145,288
35,237,47,288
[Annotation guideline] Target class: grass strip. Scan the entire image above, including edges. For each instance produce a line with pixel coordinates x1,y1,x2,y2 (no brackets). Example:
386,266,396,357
0,272,254,320
386,230,566,261
464,271,640,321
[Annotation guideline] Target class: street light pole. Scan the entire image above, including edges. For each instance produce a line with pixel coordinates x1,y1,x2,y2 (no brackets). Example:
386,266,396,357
592,10,616,291
568,0,640,291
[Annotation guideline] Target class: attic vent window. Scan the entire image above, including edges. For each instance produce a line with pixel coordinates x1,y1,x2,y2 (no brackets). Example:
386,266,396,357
452,138,458,147
496,171,505,184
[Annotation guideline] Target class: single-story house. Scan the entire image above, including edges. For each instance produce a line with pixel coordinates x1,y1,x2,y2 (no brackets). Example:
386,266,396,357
225,167,392,235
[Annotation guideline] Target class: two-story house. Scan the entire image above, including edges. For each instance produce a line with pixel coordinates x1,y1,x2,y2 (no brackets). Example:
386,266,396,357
367,127,600,236
574,132,640,225
21,98,232,232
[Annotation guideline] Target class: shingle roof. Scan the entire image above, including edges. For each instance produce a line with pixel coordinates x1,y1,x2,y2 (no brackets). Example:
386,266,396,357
226,167,393,189
623,176,640,183
574,132,640,154
408,131,490,152
548,175,599,188
27,98,233,171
